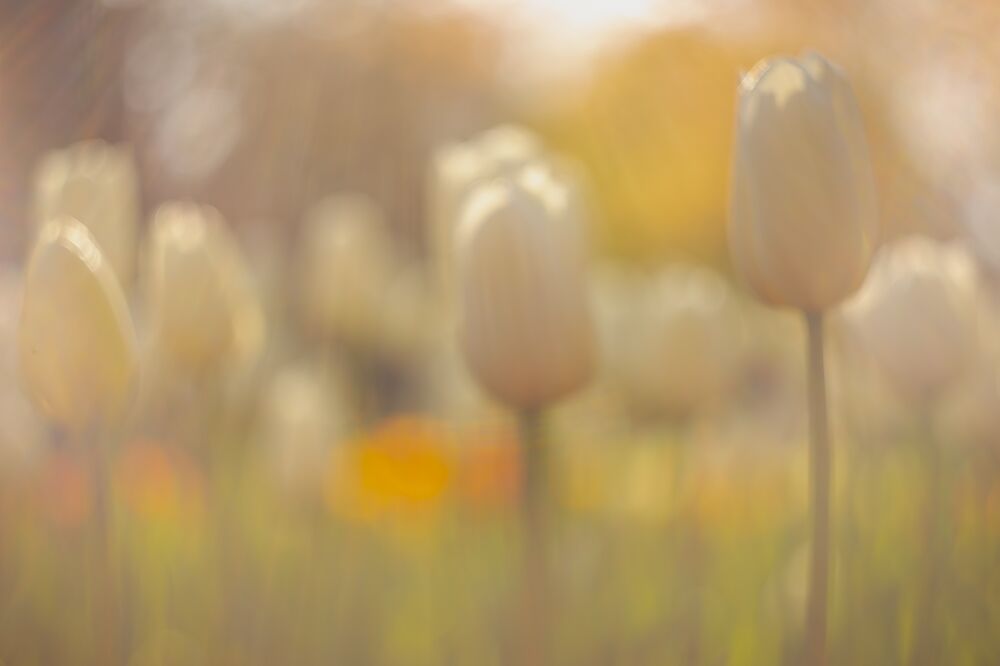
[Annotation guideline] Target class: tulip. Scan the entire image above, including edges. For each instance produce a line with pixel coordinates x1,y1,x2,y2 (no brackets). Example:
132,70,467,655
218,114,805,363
34,141,140,286
145,202,265,374
19,218,138,433
260,363,350,498
297,194,394,348
843,236,978,665
963,178,1000,277
18,217,137,663
843,237,977,402
428,124,542,298
730,53,878,311
456,163,594,666
456,170,594,410
728,52,878,666
610,265,740,420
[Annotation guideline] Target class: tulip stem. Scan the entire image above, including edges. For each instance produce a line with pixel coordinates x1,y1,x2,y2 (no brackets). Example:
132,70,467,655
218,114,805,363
88,429,122,665
518,408,548,666
911,414,945,666
804,311,831,666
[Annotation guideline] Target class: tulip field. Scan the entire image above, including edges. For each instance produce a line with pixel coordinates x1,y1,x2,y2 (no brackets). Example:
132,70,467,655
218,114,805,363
2,1,1000,664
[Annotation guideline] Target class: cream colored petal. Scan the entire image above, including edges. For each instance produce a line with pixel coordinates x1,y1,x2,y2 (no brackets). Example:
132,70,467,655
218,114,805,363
19,218,138,431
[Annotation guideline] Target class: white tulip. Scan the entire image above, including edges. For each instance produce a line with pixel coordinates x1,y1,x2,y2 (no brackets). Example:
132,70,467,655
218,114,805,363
145,202,265,373
456,167,594,409
260,362,350,495
297,194,394,347
842,236,978,401
34,141,140,286
476,124,543,172
613,266,740,419
18,218,138,432
375,265,437,362
429,124,543,297
730,53,878,311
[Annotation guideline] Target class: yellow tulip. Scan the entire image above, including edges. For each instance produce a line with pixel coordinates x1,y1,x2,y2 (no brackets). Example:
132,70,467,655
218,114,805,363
19,218,138,432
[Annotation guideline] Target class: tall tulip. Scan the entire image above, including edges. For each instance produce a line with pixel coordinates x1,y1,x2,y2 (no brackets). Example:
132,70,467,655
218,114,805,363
456,164,594,665
34,141,140,286
730,53,878,310
18,217,138,663
729,52,878,666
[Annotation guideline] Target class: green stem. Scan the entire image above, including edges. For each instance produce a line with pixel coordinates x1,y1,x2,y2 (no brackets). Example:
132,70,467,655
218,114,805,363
805,311,831,666
88,429,121,665
910,413,945,666
518,408,548,666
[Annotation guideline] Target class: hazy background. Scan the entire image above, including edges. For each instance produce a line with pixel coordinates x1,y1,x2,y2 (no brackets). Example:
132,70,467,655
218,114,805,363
3,0,998,264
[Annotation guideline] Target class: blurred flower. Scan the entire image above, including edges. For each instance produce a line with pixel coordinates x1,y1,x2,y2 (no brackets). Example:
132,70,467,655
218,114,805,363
259,362,352,498
557,439,616,516
937,350,1000,448
842,237,978,402
962,177,1000,277
375,265,439,364
936,283,1000,446
613,441,676,525
455,422,521,511
145,202,266,374
730,53,877,311
428,124,542,297
0,267,43,476
116,440,205,525
604,264,741,419
325,416,455,526
297,194,395,347
456,165,594,409
36,449,92,530
33,141,140,286
679,443,803,536
18,218,138,432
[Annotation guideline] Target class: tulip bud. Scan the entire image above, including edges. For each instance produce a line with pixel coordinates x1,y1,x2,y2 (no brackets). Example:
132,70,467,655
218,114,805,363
456,168,594,409
477,124,543,172
34,141,140,286
729,53,878,311
842,236,978,401
260,363,351,496
614,266,740,418
145,202,265,373
298,194,394,347
18,218,138,432
429,125,543,298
